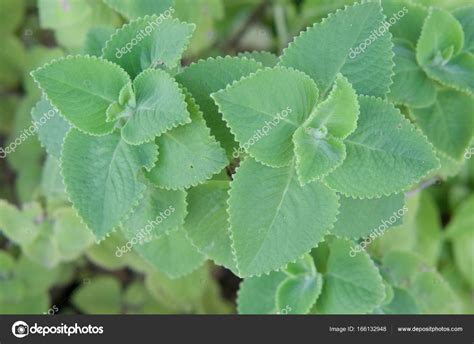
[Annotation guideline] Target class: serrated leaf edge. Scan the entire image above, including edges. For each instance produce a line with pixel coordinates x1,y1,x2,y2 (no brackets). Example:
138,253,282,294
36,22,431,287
278,0,395,98
101,15,196,71
30,55,132,137
227,158,340,278
211,66,320,169
59,128,159,242
147,92,229,191
120,68,192,145
321,95,441,200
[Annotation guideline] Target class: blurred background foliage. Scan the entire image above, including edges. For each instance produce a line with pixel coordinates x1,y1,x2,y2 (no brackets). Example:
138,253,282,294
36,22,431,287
0,0,472,314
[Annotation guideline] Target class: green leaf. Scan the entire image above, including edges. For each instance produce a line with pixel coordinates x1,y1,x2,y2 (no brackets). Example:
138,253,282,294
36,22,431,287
0,251,15,276
31,97,70,159
145,266,210,312
324,96,439,198
121,69,190,144
276,254,323,314
103,0,174,19
379,248,459,313
0,0,25,34
84,26,116,57
0,95,19,135
279,1,394,97
417,8,464,65
61,129,157,239
293,74,358,184
23,47,64,98
424,52,474,95
212,67,319,167
184,181,237,272
0,201,42,245
412,192,442,267
388,40,436,108
411,271,462,314
0,36,25,91
332,193,406,239
86,231,143,271
121,186,186,240
276,274,322,315
15,255,62,292
145,93,227,190
38,0,120,51
173,0,224,57
284,253,316,276
382,287,420,314
175,56,263,156
53,207,95,261
453,6,474,53
72,277,122,314
316,238,385,314
416,7,473,94
382,250,428,288
303,74,359,139
41,155,67,208
32,56,131,135
228,158,339,277
131,228,206,279
446,195,474,288
382,0,427,45
409,89,474,160
238,51,279,67
23,222,62,268
293,132,346,185
237,271,287,314
102,16,195,79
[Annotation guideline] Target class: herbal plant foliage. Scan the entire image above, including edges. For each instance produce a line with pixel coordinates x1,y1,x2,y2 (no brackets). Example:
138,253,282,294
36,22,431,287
23,0,473,315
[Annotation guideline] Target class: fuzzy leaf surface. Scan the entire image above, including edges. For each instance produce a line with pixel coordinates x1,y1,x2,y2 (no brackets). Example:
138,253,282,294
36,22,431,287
145,94,227,190
103,0,174,19
332,194,406,239
212,67,319,167
31,97,70,159
32,56,130,135
324,96,439,198
229,158,338,277
61,129,157,239
184,181,236,272
175,56,263,155
316,238,385,314
121,69,190,145
416,8,473,94
279,1,394,97
102,16,195,79
409,89,474,160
